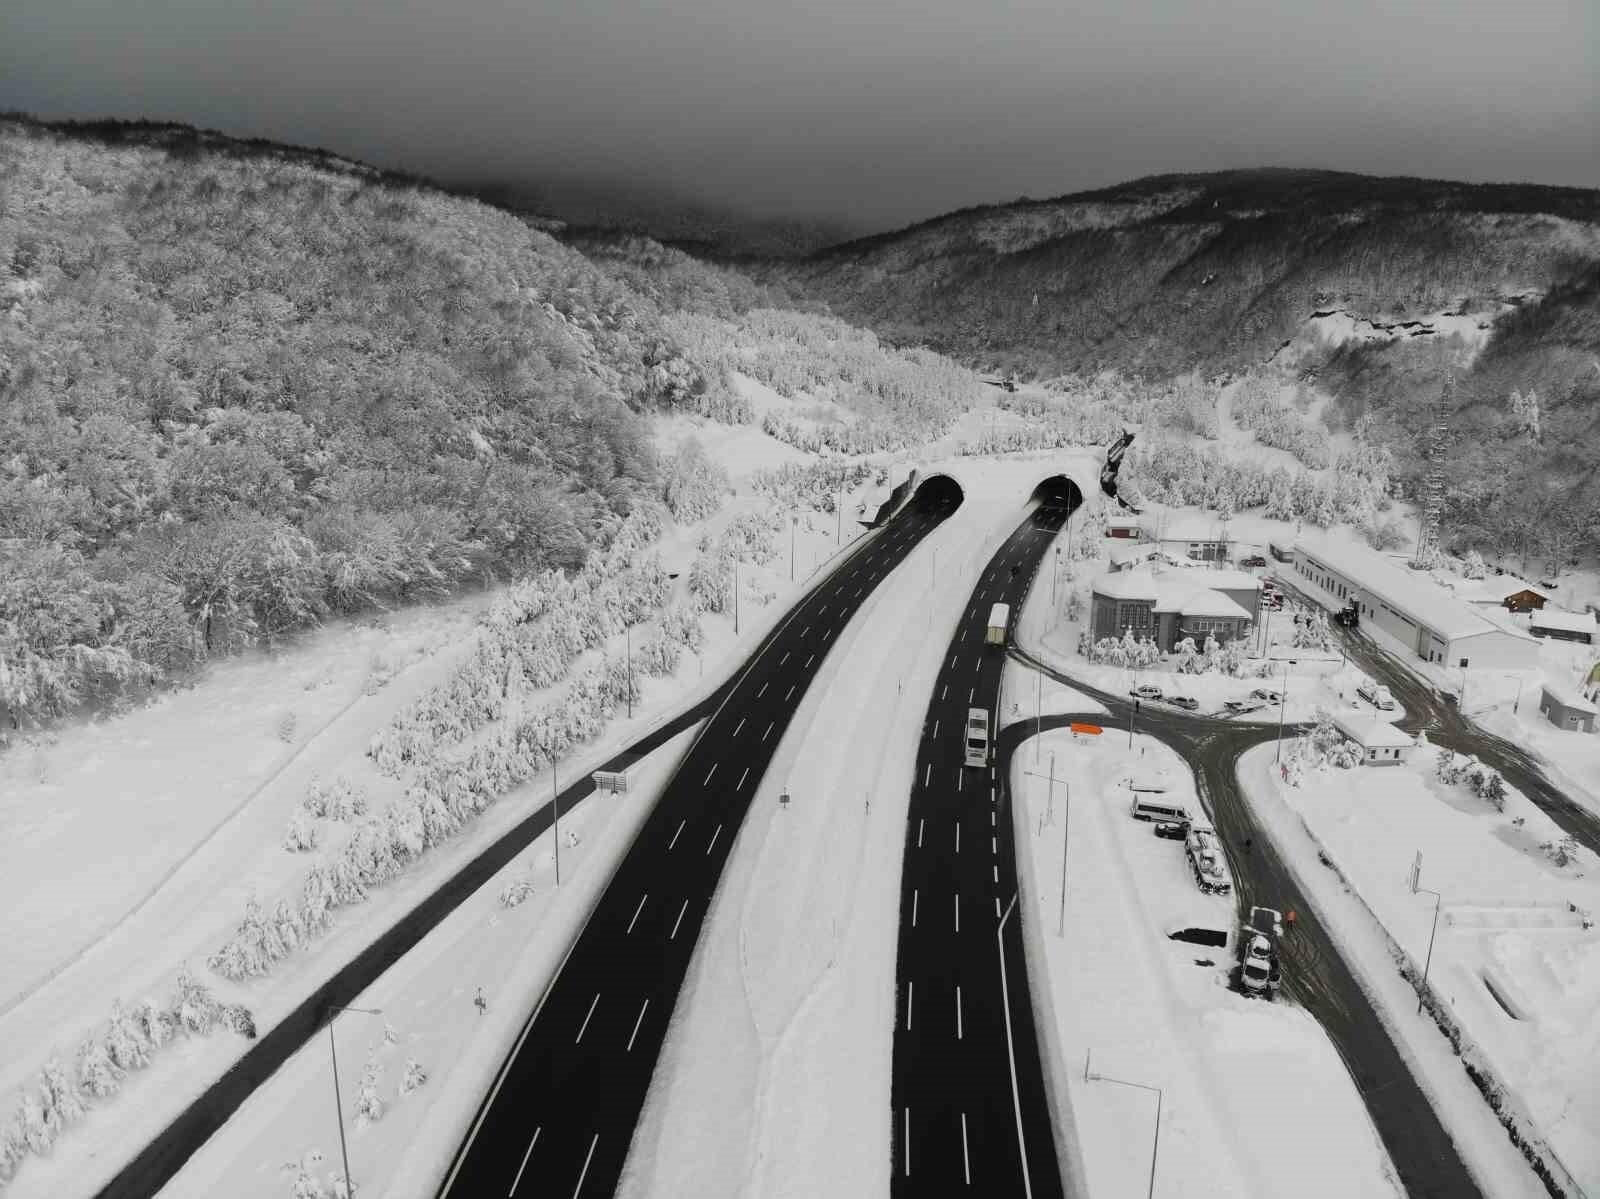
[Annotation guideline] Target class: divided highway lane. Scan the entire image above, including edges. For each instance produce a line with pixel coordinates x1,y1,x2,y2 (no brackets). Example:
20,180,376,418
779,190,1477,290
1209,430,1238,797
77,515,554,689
439,480,962,1199
892,496,1073,1198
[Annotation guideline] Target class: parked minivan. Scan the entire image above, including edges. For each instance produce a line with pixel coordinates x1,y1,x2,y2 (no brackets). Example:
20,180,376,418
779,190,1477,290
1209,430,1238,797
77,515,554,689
1131,796,1191,823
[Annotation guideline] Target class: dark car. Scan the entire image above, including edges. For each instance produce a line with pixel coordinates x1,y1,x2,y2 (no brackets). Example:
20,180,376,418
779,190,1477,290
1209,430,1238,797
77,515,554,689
1167,695,1199,711
1238,555,1268,569
1154,820,1190,840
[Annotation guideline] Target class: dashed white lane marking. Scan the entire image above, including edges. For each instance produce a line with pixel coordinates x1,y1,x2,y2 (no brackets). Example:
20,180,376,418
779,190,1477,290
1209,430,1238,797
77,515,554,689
805,653,814,667
733,718,745,736
576,993,600,1043
954,893,961,932
706,824,723,855
956,820,961,853
906,982,914,1031
942,684,948,700
669,820,685,850
994,896,1002,918
671,899,688,939
509,1126,542,1196
572,1133,599,1198
904,1109,911,1178
764,721,775,741
992,836,998,854
627,894,647,934
781,651,790,664
758,682,768,698
703,763,718,785
924,764,931,787
974,658,981,673
801,625,810,637
993,865,1000,883
956,985,964,1040
627,999,650,1053
958,770,963,792
969,687,974,703
786,685,797,701
990,811,996,827
933,719,940,739
961,1113,972,1185
912,889,920,927
918,818,925,848
737,767,750,790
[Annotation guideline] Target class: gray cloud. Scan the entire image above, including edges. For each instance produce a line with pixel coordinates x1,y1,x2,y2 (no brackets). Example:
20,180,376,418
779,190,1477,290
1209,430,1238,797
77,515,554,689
3,0,1595,230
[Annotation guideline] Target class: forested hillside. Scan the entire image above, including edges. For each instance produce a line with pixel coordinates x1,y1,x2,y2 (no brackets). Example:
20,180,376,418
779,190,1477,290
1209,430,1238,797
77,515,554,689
761,169,1600,563
0,118,749,724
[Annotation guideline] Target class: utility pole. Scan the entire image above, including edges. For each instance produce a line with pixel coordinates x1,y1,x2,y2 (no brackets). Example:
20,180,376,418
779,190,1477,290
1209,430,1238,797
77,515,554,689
326,1004,382,1199
1411,857,1443,1013
1128,699,1137,750
1274,666,1290,764
1036,670,1043,762
1051,547,1060,605
790,513,797,582
1057,767,1070,938
1083,1063,1163,1199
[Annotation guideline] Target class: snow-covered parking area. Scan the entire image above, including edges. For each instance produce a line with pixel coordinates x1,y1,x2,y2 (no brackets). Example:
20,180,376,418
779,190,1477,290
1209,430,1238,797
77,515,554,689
1010,728,1401,1199
1238,744,1600,1195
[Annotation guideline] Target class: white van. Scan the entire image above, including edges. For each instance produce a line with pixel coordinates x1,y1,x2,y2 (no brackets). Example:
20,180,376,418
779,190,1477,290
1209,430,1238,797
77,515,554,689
985,603,1010,647
1130,796,1191,823
964,708,989,767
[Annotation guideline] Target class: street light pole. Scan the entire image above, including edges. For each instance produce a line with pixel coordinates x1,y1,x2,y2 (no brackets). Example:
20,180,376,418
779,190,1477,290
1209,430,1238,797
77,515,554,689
1083,1065,1163,1199
1411,862,1444,1013
1035,670,1043,762
1057,770,1071,938
790,514,797,582
326,1004,382,1198
1274,665,1290,765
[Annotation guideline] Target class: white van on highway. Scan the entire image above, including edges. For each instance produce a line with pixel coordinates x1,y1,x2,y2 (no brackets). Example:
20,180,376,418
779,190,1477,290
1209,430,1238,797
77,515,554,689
964,708,990,767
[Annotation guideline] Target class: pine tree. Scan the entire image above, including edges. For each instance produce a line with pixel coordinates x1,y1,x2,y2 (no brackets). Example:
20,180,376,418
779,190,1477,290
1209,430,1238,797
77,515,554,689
40,1055,87,1125
77,1038,124,1099
19,1091,57,1156
399,1057,427,1096
138,998,177,1049
354,1052,384,1126
172,966,222,1035
106,1000,153,1072
284,807,321,853
0,1112,26,1183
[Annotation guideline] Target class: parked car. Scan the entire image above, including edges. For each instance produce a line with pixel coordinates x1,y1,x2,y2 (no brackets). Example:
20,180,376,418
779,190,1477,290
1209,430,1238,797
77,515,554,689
1154,820,1190,840
1167,695,1199,711
1251,687,1284,704
1224,698,1265,714
1357,680,1396,710
1238,555,1268,569
1130,684,1163,701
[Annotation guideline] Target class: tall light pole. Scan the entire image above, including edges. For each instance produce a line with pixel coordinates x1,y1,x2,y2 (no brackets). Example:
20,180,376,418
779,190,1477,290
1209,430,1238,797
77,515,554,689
1052,546,1061,605
1057,766,1070,938
1411,859,1443,1013
1083,1059,1163,1199
326,1003,382,1198
1274,665,1291,764
1035,670,1043,762
790,514,797,582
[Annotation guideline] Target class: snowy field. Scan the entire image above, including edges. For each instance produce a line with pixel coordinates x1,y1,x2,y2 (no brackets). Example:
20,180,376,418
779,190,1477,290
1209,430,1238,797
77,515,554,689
1249,743,1599,1193
1008,727,1402,1199
1236,745,1578,1199
160,727,699,1199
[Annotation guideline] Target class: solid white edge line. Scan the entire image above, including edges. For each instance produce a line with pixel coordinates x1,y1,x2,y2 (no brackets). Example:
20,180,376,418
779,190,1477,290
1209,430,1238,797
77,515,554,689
575,992,600,1043
997,894,1034,1199
571,1133,599,1198
508,1126,542,1196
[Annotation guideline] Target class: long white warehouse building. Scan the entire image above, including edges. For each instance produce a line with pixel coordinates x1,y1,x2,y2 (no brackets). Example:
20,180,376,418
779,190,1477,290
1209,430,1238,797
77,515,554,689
1292,536,1538,671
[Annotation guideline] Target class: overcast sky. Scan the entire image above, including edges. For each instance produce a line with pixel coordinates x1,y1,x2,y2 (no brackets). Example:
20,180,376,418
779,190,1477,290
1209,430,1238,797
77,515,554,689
3,0,1595,231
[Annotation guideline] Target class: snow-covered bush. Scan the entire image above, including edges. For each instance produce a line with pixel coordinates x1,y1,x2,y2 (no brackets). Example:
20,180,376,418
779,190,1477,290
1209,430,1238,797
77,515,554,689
1541,836,1579,868
499,876,536,908
399,1057,428,1096
284,807,321,853
354,1053,384,1127
1291,612,1333,651
1461,549,1487,580
660,438,726,523
76,1040,124,1100
749,459,878,514
172,965,225,1034
277,711,299,743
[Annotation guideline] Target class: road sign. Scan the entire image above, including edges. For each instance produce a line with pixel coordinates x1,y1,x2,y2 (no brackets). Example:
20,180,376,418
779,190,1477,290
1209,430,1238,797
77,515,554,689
1070,722,1103,736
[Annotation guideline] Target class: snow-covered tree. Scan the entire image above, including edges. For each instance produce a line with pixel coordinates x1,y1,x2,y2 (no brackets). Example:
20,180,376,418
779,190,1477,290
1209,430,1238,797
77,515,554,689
284,807,321,853
137,998,177,1050
1483,771,1508,812
1172,637,1202,674
1461,549,1487,580
353,1053,384,1127
77,1038,124,1099
18,1090,57,1156
499,876,536,908
171,966,223,1036
399,1057,428,1096
105,1000,153,1072
1292,612,1332,651
0,1113,26,1183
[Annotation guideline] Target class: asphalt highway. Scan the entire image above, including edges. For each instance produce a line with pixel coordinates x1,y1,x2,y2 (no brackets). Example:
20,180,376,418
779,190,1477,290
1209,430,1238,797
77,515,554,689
1009,648,1488,1199
891,494,1073,1198
437,479,962,1198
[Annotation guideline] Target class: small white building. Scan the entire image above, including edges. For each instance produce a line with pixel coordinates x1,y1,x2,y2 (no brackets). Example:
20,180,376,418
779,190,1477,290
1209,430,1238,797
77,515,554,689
1539,682,1597,734
1332,713,1416,766
1148,516,1234,562
1527,609,1596,645
1293,536,1538,671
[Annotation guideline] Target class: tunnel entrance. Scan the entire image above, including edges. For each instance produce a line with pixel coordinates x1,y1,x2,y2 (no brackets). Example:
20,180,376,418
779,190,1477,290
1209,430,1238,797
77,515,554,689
1030,474,1083,512
910,473,964,513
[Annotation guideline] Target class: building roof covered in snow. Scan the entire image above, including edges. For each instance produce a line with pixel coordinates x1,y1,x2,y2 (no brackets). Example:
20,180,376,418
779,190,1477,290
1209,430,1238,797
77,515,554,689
1109,543,1159,569
1540,680,1597,715
1294,536,1509,642
1527,609,1596,636
1459,577,1551,606
1094,570,1160,601
1333,713,1416,748
1092,570,1254,620
1173,589,1252,619
1153,517,1234,543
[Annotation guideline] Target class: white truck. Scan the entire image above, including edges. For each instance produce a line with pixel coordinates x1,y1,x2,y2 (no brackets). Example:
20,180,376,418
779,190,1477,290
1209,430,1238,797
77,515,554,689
985,603,1010,647
1184,822,1233,895
1236,906,1283,997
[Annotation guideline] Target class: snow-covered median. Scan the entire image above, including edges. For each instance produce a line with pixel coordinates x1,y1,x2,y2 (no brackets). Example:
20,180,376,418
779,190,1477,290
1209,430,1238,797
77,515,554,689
1010,728,1402,1199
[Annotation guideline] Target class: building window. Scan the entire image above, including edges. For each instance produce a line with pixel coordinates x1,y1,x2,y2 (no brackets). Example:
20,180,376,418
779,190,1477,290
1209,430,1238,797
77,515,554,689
1459,658,1469,668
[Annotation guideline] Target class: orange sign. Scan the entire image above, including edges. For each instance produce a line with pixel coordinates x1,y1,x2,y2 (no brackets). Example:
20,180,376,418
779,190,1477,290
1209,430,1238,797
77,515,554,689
1070,723,1103,736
